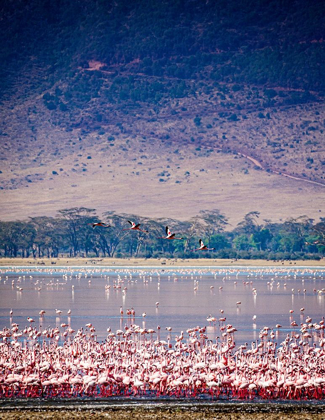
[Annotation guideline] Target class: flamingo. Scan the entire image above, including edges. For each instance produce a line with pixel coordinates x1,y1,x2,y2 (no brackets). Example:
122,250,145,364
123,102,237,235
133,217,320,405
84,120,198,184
158,226,184,240
1,313,325,400
123,220,148,233
88,222,110,228
192,239,215,251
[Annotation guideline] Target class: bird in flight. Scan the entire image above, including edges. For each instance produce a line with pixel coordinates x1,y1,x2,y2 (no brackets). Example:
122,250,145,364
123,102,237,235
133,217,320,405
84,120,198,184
123,220,148,233
192,239,215,251
89,222,110,228
158,226,184,240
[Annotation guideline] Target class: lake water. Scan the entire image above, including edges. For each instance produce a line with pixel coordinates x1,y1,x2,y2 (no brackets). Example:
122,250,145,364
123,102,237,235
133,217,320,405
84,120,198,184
0,266,324,346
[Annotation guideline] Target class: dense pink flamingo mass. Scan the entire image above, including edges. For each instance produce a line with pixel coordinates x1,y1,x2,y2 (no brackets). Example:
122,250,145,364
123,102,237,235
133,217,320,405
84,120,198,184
1,318,325,400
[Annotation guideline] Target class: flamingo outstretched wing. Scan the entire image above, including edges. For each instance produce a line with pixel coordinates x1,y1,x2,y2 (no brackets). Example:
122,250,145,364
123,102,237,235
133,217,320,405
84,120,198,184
158,226,182,239
90,222,110,228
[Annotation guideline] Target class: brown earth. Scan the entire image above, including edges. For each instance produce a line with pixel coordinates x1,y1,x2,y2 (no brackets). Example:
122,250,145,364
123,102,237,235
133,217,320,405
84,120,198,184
0,134,324,226
0,257,324,267
1,81,324,226
0,405,324,420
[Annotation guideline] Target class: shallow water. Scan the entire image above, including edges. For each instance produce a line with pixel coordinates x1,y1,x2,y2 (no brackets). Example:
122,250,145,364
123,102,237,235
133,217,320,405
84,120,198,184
0,266,324,345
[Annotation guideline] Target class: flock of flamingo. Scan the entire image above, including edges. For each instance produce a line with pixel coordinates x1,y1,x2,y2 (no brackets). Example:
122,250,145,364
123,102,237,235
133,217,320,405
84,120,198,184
92,221,215,251
0,312,324,400
0,266,324,401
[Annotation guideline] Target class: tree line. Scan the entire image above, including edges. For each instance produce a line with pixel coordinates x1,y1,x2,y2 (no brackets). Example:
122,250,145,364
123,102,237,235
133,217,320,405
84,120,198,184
0,208,324,260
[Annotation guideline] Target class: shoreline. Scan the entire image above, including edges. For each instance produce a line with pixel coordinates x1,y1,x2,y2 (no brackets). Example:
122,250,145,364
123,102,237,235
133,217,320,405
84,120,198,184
0,401,325,420
0,257,324,267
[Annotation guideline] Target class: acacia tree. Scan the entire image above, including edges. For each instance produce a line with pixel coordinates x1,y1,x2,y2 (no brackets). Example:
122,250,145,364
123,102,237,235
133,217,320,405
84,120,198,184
131,216,174,257
105,213,162,257
0,221,35,257
102,212,132,257
19,222,36,257
92,229,110,257
0,210,323,259
309,218,325,248
234,211,272,251
153,217,188,256
236,211,260,235
280,216,314,253
29,216,64,257
233,213,254,250
58,207,97,257
182,217,205,253
195,209,228,247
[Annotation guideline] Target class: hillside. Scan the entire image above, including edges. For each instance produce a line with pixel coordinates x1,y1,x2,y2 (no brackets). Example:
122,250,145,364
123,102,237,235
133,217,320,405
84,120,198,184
0,0,324,224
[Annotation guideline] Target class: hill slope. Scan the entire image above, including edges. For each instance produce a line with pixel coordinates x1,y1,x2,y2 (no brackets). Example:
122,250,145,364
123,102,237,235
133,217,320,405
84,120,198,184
0,0,324,224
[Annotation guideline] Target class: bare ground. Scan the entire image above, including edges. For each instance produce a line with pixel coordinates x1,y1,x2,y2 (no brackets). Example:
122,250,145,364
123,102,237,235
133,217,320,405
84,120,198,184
0,410,324,420
1,140,324,226
1,83,324,226
0,403,325,420
0,257,324,267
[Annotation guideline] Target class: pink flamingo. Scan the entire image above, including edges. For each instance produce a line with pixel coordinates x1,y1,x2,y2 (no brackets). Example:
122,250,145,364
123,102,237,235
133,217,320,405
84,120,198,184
123,220,148,233
192,239,215,251
158,226,184,240
89,222,110,228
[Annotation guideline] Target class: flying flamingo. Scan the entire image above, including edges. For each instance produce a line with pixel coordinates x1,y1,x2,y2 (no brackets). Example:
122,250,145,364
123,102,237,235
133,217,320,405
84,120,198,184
88,222,110,228
158,226,184,240
123,220,148,233
192,239,215,251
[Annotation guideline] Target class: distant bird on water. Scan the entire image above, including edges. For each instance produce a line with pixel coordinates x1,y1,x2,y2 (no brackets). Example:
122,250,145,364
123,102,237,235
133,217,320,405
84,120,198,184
158,226,184,240
192,239,215,251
